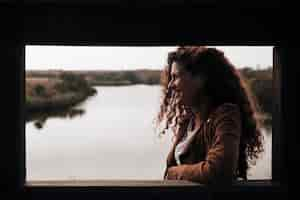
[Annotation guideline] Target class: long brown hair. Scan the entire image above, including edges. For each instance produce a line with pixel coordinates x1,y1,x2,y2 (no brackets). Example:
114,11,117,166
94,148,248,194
156,46,264,180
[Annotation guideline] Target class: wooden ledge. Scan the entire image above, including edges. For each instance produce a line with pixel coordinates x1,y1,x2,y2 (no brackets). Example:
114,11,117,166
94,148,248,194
26,180,201,187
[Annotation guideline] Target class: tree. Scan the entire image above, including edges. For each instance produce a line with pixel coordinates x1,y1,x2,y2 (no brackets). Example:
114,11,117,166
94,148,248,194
34,84,46,97
59,72,89,92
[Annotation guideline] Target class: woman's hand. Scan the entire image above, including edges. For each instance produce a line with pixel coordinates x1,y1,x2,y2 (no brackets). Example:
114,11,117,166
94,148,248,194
166,165,187,180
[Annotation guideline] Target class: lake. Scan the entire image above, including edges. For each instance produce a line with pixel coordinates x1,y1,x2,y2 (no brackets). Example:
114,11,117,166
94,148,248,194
26,85,272,181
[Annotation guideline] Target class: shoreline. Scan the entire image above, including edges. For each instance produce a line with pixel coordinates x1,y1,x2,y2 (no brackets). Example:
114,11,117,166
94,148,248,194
26,88,97,114
89,81,159,86
26,84,272,129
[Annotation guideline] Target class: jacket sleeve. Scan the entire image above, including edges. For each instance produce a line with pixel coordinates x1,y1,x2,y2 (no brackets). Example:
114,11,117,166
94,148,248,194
175,104,241,184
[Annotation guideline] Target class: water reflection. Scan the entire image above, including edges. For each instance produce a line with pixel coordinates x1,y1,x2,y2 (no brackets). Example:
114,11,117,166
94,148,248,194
26,108,85,130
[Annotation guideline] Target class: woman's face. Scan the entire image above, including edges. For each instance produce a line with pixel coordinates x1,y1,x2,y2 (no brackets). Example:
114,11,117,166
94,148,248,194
169,62,206,108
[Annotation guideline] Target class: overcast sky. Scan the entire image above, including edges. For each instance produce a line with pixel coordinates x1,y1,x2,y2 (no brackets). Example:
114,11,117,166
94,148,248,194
25,46,273,71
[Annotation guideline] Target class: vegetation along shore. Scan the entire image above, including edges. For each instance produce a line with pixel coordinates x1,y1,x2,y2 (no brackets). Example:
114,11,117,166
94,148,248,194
26,67,272,127
26,72,97,116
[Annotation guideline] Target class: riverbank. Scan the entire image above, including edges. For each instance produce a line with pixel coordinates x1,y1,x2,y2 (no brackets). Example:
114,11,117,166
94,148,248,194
88,80,134,86
27,68,273,115
26,73,97,114
26,90,96,113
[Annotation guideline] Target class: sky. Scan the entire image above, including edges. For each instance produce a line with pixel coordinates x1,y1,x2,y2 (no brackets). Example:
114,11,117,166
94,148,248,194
25,46,273,71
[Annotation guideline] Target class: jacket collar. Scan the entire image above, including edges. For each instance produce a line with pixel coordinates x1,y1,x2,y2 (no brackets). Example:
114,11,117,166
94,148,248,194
166,105,220,167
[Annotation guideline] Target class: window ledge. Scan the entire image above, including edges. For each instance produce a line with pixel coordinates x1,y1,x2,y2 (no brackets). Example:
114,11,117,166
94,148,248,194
25,179,277,188
26,180,201,187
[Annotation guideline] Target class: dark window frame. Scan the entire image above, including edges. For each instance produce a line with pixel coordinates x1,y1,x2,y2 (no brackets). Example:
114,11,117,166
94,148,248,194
1,2,290,199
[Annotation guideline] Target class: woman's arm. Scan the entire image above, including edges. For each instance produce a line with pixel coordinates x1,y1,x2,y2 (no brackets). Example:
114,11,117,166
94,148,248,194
166,104,241,184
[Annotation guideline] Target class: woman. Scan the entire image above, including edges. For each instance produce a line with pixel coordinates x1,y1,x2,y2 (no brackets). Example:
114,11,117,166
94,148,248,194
157,46,264,184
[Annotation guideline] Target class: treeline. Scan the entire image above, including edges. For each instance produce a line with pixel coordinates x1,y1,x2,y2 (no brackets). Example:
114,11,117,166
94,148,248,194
26,69,161,86
239,67,273,115
26,72,97,113
26,67,273,116
89,70,161,85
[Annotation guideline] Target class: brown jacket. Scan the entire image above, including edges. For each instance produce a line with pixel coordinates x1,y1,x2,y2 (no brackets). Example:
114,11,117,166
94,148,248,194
164,103,242,184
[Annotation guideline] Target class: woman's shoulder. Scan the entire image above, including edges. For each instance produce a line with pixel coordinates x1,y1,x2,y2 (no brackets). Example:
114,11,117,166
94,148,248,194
209,103,241,126
214,103,240,114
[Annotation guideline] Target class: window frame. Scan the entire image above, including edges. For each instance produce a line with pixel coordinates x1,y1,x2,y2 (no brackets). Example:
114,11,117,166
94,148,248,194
2,2,289,198
22,47,281,188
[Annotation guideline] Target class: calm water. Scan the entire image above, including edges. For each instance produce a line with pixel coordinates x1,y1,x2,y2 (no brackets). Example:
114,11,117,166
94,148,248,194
26,85,272,181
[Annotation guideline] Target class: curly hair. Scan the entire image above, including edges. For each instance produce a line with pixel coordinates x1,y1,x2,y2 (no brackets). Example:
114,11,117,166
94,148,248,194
156,46,264,180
